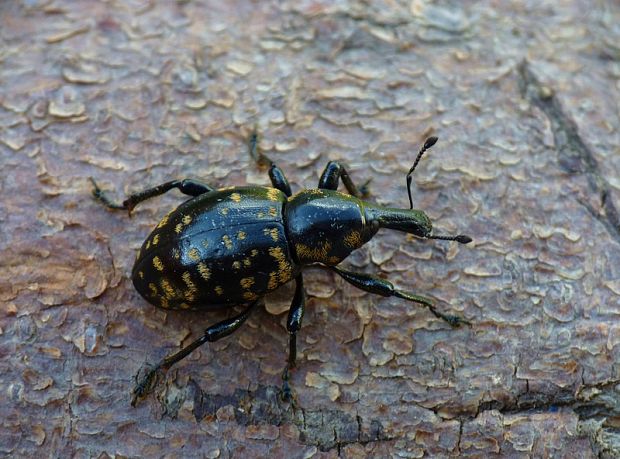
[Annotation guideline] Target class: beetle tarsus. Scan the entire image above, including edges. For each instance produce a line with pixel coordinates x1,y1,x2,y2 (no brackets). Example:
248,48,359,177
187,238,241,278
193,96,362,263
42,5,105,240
280,367,298,408
131,364,166,407
428,307,471,328
248,128,273,168
90,177,128,211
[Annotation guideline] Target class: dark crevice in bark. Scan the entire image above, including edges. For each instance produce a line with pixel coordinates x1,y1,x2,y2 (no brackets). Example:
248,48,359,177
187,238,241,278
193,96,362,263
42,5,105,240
182,381,392,452
151,372,620,453
517,60,620,244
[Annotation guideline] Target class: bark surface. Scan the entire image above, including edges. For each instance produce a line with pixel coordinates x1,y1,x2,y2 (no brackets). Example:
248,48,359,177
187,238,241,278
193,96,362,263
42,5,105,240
1,1,619,457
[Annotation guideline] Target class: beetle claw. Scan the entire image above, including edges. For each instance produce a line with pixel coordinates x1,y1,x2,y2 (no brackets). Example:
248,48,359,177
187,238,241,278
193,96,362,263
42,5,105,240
123,199,135,217
443,313,471,328
90,177,128,211
131,364,166,407
280,367,298,408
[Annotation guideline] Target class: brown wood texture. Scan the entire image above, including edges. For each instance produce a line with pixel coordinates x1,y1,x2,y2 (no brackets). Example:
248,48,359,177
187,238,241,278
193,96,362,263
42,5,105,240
1,1,619,457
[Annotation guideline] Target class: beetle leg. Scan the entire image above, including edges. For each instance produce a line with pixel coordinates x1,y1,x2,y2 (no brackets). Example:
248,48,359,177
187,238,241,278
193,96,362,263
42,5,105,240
90,177,214,214
329,266,470,328
248,129,292,196
281,274,305,402
267,164,292,197
131,300,259,407
317,161,370,198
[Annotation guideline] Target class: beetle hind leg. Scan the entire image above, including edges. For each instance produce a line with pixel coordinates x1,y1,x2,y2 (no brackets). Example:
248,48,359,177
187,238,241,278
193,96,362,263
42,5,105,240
329,266,470,327
90,177,214,214
131,300,259,407
248,129,292,197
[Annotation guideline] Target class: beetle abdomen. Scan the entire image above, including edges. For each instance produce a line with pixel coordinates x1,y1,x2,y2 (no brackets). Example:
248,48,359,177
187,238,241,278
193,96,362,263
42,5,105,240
131,187,299,310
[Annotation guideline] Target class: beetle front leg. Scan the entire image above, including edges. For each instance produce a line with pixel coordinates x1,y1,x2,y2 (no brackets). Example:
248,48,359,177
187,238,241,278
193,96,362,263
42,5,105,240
318,161,370,198
329,266,470,327
281,275,305,402
90,178,214,214
131,300,259,407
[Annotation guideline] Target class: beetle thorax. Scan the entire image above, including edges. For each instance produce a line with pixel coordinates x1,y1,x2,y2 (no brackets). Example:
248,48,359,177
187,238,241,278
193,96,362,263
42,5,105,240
284,189,378,265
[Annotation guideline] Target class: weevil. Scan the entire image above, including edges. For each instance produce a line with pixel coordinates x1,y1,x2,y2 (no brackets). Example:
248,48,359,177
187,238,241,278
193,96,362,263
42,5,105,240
91,134,472,406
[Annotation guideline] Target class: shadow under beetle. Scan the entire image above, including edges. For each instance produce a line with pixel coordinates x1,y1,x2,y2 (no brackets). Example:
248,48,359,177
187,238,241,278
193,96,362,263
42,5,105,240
91,133,472,406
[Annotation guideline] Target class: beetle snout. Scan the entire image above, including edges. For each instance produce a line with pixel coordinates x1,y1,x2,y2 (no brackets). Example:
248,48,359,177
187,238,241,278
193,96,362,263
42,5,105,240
365,205,432,239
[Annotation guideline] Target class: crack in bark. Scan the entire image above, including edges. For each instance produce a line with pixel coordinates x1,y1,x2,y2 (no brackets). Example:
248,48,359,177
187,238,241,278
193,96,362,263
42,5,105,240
158,373,619,453
475,383,619,419
517,60,620,244
183,381,392,452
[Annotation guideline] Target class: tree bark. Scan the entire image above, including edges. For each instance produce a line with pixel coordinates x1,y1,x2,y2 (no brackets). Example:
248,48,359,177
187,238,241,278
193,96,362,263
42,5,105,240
1,1,619,457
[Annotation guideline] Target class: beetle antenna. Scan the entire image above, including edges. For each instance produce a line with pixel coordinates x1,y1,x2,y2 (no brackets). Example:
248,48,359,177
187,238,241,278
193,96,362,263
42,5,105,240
407,136,438,209
428,234,472,244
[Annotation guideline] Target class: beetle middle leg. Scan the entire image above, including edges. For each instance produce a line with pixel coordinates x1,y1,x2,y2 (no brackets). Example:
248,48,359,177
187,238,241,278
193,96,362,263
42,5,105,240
318,161,370,198
281,274,305,402
90,177,214,214
131,300,259,407
329,266,470,327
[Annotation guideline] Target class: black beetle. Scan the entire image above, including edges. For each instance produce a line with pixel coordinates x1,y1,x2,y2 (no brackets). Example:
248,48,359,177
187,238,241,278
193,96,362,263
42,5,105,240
91,133,471,406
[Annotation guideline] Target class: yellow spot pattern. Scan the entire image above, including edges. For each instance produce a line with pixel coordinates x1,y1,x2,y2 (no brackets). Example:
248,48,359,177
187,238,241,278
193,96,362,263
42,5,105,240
267,271,278,290
232,261,241,270
160,278,176,299
152,256,164,271
237,231,247,240
182,214,192,225
148,283,158,296
188,247,200,261
243,257,251,267
152,234,160,245
295,241,332,263
219,207,229,215
160,297,169,309
263,227,279,242
267,188,280,201
222,235,233,249
156,210,173,229
343,230,362,248
240,277,255,289
175,223,183,234
243,291,258,301
197,262,211,281
257,211,265,218
251,249,258,257
138,271,144,279
268,246,293,284
268,207,277,217
230,192,242,202
215,286,224,296
182,271,197,302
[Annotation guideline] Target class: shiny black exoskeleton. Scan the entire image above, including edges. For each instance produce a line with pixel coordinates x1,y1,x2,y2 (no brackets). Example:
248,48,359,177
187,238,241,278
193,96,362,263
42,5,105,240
91,134,472,406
